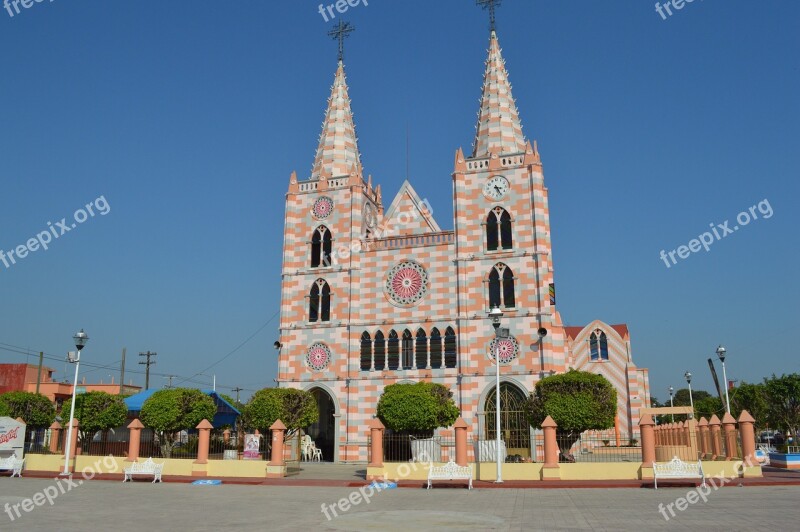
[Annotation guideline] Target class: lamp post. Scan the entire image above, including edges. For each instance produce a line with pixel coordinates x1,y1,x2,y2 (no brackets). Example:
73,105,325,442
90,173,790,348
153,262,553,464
684,371,694,419
716,345,730,413
668,386,674,422
488,306,505,484
61,329,88,476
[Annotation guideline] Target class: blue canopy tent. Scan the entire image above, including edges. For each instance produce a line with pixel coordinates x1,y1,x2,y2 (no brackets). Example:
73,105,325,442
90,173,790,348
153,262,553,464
124,390,240,428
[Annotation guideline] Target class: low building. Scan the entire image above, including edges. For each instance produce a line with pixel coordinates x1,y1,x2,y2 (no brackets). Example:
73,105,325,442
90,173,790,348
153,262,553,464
0,363,141,410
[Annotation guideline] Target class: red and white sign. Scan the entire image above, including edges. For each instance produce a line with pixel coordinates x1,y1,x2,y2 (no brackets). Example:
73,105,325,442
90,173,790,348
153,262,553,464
0,417,26,458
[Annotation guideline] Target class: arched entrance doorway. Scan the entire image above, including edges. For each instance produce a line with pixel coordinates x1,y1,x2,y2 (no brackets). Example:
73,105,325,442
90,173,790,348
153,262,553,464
484,383,531,459
306,387,336,461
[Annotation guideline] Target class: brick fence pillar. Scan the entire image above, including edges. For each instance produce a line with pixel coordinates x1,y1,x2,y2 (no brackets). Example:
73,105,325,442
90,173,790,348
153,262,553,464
640,414,656,468
722,412,738,460
454,417,468,467
368,418,385,468
126,419,144,462
541,416,560,480
737,410,756,463
709,415,722,458
195,419,213,465
49,421,62,454
698,417,709,457
266,420,287,478
68,418,80,460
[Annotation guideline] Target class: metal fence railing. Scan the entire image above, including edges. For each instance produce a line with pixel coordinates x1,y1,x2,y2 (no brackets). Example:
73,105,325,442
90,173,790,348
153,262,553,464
377,434,456,463
558,433,642,463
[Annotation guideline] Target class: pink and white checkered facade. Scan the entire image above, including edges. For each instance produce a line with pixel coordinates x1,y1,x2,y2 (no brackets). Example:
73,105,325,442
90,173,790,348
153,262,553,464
276,31,650,462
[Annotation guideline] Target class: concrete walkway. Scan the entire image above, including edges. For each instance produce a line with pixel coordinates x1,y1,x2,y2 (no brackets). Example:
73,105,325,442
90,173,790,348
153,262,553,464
1,477,799,531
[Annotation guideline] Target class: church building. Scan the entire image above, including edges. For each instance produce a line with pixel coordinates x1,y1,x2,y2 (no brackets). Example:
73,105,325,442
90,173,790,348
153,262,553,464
276,18,650,462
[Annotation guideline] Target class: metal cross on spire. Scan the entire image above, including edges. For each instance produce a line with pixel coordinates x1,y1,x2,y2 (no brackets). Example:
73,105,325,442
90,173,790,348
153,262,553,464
328,20,355,63
477,0,502,32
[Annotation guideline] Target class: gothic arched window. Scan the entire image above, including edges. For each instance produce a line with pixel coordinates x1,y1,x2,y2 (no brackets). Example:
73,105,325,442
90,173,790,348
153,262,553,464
360,332,372,371
415,328,428,369
308,279,331,322
430,328,442,369
444,327,457,369
310,225,333,268
488,263,516,309
402,329,414,369
590,330,609,361
387,330,399,370
486,207,513,251
374,331,386,370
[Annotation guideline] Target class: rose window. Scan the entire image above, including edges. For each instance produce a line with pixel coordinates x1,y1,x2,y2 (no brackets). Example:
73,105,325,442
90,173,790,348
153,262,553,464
488,336,519,365
385,261,429,306
306,342,331,371
312,196,334,219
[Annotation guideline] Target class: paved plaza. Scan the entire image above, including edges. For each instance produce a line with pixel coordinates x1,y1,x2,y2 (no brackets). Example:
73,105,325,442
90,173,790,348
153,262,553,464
1,476,799,531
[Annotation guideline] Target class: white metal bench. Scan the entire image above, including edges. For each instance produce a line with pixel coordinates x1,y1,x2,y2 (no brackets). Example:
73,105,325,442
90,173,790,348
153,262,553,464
122,457,164,483
653,456,705,489
426,460,472,490
0,455,24,478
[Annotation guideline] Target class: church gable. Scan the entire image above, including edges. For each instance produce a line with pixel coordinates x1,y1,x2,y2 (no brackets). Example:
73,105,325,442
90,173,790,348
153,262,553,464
381,180,441,236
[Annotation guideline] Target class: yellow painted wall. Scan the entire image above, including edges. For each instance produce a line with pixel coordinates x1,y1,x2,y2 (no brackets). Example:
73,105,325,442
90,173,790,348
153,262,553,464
559,463,641,480
475,463,542,481
207,460,267,478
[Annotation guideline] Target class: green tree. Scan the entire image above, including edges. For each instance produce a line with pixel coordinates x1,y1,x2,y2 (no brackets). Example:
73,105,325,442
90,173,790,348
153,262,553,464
694,395,724,421
0,391,55,427
673,388,712,407
244,388,319,436
61,391,128,450
525,370,616,456
376,382,459,435
139,388,217,458
764,373,800,437
0,397,10,417
730,381,769,429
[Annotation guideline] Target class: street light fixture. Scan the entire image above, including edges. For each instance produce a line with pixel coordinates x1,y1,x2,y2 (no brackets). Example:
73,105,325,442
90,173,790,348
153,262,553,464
488,306,504,484
716,345,730,413
684,371,694,419
668,386,674,422
61,329,88,476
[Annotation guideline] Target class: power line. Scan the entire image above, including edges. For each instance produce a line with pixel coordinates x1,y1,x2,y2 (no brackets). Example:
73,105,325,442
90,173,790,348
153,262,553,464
172,311,278,388
1,333,268,395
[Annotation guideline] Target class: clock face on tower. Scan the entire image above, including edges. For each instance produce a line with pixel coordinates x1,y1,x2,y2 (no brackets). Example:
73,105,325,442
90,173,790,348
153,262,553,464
483,175,510,201
363,202,377,229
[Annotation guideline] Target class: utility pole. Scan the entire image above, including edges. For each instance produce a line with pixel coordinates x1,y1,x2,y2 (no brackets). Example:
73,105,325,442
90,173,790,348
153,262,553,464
139,351,157,390
35,351,44,394
163,375,177,389
231,387,243,405
119,348,126,395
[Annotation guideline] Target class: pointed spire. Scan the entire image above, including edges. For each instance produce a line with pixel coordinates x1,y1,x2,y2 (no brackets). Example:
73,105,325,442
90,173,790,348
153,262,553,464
310,61,362,180
472,31,526,158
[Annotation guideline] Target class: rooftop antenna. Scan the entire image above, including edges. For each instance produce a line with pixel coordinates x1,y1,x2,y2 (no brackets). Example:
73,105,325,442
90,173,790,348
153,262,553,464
477,0,502,32
328,20,355,63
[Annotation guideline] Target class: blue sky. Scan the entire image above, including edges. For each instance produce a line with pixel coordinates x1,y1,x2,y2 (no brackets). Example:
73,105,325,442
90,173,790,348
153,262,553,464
1,1,797,403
